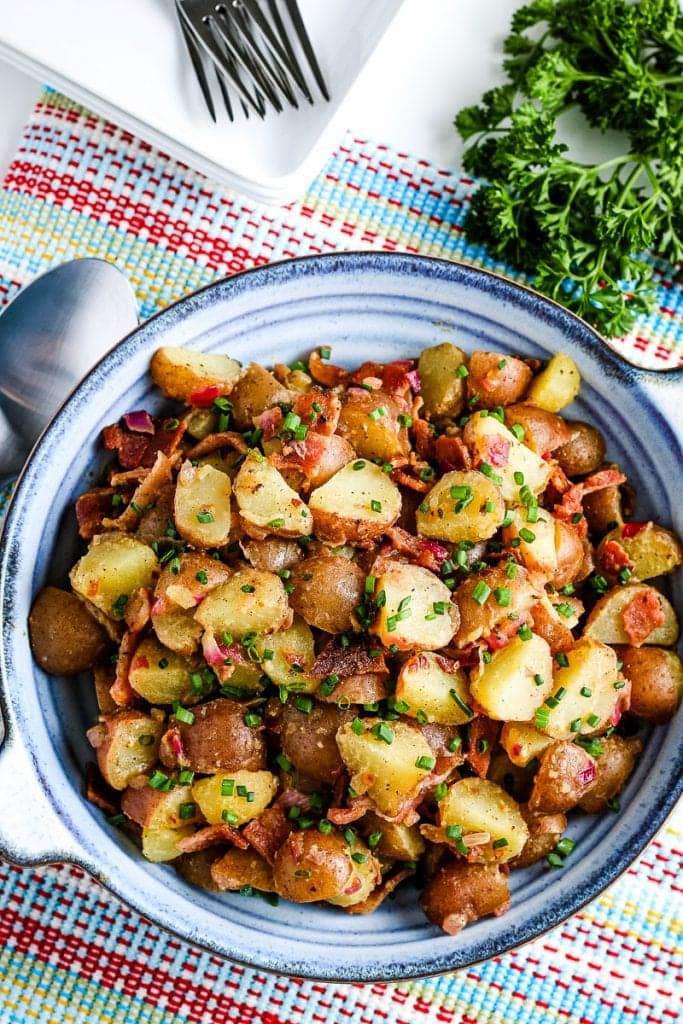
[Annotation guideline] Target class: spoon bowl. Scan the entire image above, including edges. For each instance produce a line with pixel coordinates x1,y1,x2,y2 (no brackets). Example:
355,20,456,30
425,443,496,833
0,259,138,476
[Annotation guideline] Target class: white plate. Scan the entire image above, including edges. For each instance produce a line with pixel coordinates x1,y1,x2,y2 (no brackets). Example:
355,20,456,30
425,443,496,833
0,0,405,204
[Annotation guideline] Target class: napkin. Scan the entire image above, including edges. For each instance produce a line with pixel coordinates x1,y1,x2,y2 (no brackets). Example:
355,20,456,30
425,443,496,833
0,89,681,1024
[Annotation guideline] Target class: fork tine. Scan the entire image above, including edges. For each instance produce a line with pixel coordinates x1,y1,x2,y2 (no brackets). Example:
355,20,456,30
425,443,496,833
213,6,284,113
264,0,313,103
283,0,329,101
176,0,264,116
175,0,217,121
231,4,299,109
213,64,234,121
242,0,310,102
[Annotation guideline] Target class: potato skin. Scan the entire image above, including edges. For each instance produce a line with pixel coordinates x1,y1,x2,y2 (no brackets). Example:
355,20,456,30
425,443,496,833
467,352,532,408
288,555,366,633
337,390,409,462
578,736,642,814
175,849,223,891
418,343,467,422
87,710,164,790
504,404,570,454
582,467,626,535
554,421,606,478
272,831,360,903
616,646,683,723
29,586,108,675
529,741,597,814
420,860,510,935
511,805,567,868
279,703,353,784
229,363,292,430
174,698,267,774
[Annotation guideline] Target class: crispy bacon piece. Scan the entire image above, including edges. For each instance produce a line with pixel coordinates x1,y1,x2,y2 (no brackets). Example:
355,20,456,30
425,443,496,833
466,717,500,778
622,589,665,646
413,419,435,461
110,630,140,707
553,468,627,537
177,823,249,854
158,726,186,770
76,487,119,539
102,451,178,531
621,521,648,538
124,587,152,634
308,349,350,387
292,389,341,436
346,867,413,915
435,434,471,472
254,407,284,440
599,539,635,575
271,431,329,478
391,469,431,493
326,796,373,825
385,526,449,573
102,415,186,470
310,638,388,680
243,805,292,864
186,431,248,458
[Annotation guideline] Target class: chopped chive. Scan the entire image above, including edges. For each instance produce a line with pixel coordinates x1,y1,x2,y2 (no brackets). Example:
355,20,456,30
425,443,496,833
138,733,155,746
318,819,333,835
607,797,620,812
570,718,582,733
173,703,195,725
222,810,239,826
415,755,436,771
472,581,491,605
371,722,394,744
445,825,463,840
241,584,256,593
546,852,564,868
295,696,313,714
494,587,511,607
370,499,382,513
555,838,575,857
586,713,601,728
556,653,570,668
455,364,469,378
196,510,215,524
534,674,545,687
518,624,532,641
479,463,503,484
268,517,286,528
179,769,195,785
510,423,525,441
580,687,592,698
448,736,462,752
367,831,382,848
319,346,331,360
519,527,536,543
351,852,368,864
353,460,366,470
419,466,435,482
243,712,262,728
535,707,550,730
179,802,196,820
449,689,473,717
398,414,412,428
492,837,508,849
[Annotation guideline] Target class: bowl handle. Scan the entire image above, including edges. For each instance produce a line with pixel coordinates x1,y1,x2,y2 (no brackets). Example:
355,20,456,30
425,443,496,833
0,728,83,865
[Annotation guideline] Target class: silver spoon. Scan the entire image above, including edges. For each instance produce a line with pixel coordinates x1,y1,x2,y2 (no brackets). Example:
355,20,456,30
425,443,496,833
0,259,138,481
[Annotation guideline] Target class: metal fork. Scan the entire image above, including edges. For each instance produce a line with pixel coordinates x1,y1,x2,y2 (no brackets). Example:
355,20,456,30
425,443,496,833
175,0,329,122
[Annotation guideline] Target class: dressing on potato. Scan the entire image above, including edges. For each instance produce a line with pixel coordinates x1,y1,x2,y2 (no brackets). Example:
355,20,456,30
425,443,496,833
30,341,682,937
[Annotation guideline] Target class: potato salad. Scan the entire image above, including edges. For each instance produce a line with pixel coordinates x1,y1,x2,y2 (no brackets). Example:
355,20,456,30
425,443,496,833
29,342,683,934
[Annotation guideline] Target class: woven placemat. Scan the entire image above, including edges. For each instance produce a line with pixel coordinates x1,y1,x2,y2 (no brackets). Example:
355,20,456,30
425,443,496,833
0,90,681,1024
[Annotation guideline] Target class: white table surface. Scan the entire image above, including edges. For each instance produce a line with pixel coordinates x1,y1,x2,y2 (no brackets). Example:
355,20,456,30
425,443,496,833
0,0,520,193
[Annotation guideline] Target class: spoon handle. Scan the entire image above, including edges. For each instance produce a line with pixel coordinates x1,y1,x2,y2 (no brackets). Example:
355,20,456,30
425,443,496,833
0,408,26,479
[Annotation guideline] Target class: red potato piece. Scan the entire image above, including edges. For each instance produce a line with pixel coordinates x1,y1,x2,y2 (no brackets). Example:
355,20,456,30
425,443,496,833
279,704,353,785
420,860,510,935
504,404,571,455
211,848,275,892
29,587,109,676
467,352,532,409
577,736,642,814
616,646,683,723
529,741,597,814
172,698,267,774
512,805,567,868
87,710,165,791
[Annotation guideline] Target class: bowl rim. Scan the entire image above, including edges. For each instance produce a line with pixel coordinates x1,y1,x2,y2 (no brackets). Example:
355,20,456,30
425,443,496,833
1,250,681,981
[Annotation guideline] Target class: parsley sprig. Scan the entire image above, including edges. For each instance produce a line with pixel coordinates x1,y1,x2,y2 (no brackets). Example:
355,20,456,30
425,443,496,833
455,0,683,336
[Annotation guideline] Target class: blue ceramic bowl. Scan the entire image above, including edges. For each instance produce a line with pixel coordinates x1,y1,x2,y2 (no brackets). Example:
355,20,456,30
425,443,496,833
0,253,681,981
